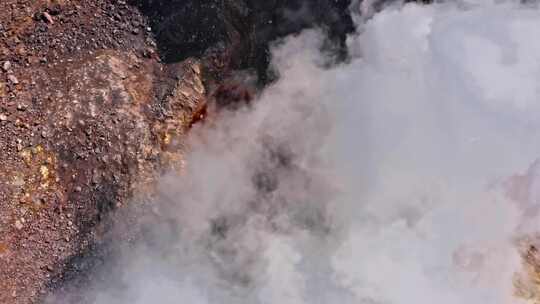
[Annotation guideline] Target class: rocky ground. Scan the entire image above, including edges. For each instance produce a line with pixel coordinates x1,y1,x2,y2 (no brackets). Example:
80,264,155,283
0,1,355,303
0,1,209,303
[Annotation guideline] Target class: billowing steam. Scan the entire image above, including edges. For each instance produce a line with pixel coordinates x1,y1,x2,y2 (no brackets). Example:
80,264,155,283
52,1,540,303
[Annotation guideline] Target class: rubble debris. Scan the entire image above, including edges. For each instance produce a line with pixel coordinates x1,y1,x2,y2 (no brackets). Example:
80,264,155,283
2,61,11,72
7,75,18,85
42,12,54,24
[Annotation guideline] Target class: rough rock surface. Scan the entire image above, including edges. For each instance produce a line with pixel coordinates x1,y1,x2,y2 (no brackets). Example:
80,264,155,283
0,0,355,303
0,1,208,303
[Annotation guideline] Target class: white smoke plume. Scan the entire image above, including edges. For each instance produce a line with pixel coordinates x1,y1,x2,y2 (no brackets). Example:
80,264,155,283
52,1,540,303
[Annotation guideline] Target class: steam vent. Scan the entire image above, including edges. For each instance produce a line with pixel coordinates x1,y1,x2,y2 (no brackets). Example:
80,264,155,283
2,1,540,304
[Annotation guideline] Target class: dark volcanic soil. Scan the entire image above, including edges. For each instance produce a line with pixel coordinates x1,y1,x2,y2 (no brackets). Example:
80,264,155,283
0,1,354,303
